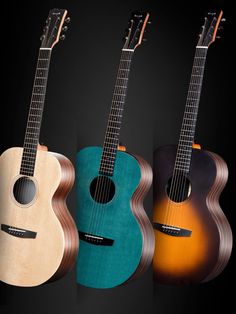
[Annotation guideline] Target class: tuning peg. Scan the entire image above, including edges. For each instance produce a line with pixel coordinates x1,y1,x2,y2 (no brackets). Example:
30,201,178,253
147,21,152,24
40,35,45,41
143,38,147,42
62,26,68,32
221,18,226,22
60,34,66,41
216,36,221,39
65,17,71,23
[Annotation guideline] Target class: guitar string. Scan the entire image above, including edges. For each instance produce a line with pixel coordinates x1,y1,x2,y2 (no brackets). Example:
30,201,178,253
97,51,133,235
20,16,56,205
91,50,132,236
165,47,205,227
177,47,207,228
169,47,203,227
86,51,126,236
18,50,51,206
90,50,132,237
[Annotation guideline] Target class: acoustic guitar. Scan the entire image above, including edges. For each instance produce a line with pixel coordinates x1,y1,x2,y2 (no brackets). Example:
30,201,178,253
0,8,79,287
76,12,154,289
153,10,232,284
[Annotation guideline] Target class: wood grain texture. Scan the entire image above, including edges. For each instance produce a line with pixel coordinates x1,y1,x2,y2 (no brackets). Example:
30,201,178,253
128,154,155,281
204,151,233,281
0,147,78,287
153,145,232,285
76,146,154,288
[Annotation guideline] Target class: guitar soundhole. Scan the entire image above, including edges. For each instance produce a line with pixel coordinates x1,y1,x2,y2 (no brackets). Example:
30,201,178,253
13,176,36,205
90,176,115,204
166,174,191,203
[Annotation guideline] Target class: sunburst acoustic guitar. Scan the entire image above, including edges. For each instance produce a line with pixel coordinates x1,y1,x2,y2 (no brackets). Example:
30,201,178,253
0,8,78,287
76,11,154,289
153,10,232,285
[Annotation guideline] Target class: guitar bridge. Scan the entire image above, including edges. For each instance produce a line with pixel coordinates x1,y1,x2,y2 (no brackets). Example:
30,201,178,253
1,224,37,239
153,223,192,237
79,231,114,246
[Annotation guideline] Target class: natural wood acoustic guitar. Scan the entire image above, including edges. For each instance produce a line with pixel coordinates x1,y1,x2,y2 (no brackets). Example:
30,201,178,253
0,8,79,287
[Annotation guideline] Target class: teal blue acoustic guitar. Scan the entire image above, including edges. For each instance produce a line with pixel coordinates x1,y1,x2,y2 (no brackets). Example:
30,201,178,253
76,12,154,289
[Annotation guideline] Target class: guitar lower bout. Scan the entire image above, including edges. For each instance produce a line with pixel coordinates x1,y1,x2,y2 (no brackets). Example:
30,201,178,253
76,146,154,288
0,147,79,287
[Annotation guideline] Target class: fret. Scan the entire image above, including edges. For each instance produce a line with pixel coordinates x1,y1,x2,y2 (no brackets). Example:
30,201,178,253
31,101,43,104
183,117,196,121
32,93,45,96
179,135,194,139
177,147,192,152
112,100,124,104
117,77,128,80
27,113,42,117
115,85,127,89
23,143,38,149
193,66,204,68
174,166,189,172
176,155,191,161
107,125,120,130
185,104,199,108
25,126,40,131
109,113,122,118
101,155,116,160
180,129,194,136
113,93,126,96
179,139,193,144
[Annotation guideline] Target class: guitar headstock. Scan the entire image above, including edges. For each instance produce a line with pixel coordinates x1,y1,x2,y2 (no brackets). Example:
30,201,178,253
123,11,150,51
197,10,225,48
40,8,70,49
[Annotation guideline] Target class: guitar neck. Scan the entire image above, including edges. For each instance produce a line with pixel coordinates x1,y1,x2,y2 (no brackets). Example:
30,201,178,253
99,49,134,176
20,48,52,177
175,46,208,173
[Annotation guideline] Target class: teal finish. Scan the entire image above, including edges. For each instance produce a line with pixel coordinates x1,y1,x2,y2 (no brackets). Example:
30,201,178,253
76,146,143,288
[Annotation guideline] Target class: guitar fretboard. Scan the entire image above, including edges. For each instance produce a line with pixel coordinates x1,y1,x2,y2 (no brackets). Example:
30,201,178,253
20,49,51,177
99,49,134,176
175,47,208,174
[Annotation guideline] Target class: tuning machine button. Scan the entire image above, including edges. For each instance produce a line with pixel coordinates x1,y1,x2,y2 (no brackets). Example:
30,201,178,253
60,34,66,41
65,17,71,23
62,26,68,32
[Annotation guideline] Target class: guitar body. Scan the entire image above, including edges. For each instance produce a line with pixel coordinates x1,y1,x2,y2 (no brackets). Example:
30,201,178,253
76,146,154,288
153,145,232,285
0,147,79,287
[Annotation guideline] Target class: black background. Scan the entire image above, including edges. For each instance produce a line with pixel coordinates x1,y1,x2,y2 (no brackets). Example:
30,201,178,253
0,0,234,313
